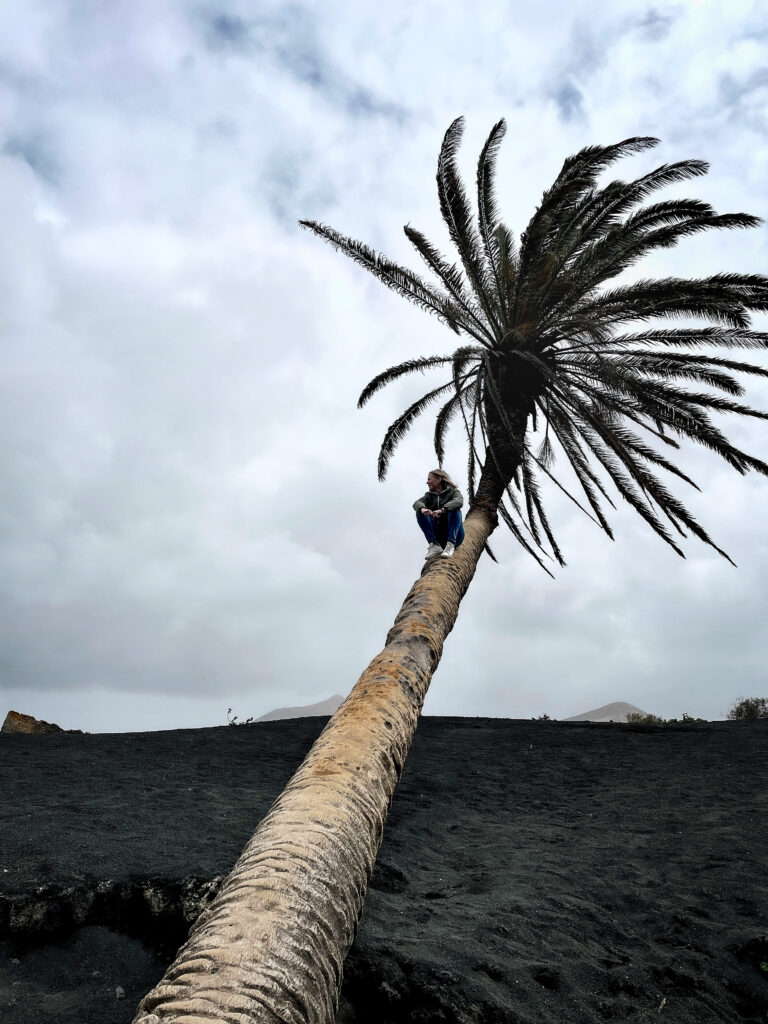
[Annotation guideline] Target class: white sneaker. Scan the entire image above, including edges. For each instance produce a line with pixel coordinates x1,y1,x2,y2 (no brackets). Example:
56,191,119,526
441,542,455,558
425,542,443,559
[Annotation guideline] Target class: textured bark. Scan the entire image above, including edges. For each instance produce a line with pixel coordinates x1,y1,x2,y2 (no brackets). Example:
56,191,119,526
132,506,496,1024
473,398,529,517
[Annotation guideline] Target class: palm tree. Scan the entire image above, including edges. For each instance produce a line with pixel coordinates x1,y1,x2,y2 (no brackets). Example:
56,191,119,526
133,120,768,1024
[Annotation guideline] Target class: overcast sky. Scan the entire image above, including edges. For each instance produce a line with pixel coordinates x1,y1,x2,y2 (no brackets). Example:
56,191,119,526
1,0,767,732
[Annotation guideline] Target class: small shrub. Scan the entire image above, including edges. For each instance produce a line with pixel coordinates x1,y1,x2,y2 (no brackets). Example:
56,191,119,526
227,708,254,726
625,712,706,725
533,713,553,721
625,712,666,725
728,697,768,720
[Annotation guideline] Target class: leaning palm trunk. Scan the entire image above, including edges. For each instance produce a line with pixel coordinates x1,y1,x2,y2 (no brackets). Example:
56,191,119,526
133,504,496,1024
135,118,768,1023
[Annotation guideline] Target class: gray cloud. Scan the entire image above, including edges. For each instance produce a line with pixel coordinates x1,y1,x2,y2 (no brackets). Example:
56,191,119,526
721,69,768,104
552,82,585,123
636,8,676,43
206,13,250,48
3,132,60,184
201,5,409,123
0,0,767,733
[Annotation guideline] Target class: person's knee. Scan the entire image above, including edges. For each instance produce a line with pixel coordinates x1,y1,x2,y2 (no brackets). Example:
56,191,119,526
417,512,437,539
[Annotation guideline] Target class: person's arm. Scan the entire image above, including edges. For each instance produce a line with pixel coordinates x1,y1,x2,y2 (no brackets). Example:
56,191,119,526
440,488,464,512
413,494,430,514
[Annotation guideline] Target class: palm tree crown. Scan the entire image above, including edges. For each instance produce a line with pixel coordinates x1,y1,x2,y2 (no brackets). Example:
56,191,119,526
301,118,768,570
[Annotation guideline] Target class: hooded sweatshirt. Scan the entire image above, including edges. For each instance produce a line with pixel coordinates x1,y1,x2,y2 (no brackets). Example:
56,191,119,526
413,483,464,514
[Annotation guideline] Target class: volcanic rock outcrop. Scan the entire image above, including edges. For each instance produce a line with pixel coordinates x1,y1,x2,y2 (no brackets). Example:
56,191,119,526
1,710,63,734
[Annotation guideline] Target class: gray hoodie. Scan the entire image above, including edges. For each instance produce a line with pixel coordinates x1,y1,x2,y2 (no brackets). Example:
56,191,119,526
413,484,464,514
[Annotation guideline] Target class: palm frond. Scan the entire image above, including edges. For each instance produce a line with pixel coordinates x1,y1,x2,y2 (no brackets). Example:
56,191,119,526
552,357,767,475
358,355,456,407
481,356,605,528
403,225,493,345
555,406,688,557
521,450,566,565
303,122,768,565
434,379,478,464
299,220,462,333
601,352,745,396
544,404,617,538
611,349,768,385
570,160,710,245
576,275,768,330
548,382,738,560
496,497,557,577
376,380,458,480
476,119,510,318
515,138,660,305
556,211,762,309
436,118,500,332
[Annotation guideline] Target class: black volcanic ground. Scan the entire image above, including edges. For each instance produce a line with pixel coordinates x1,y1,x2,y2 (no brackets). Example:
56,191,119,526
1,716,767,1023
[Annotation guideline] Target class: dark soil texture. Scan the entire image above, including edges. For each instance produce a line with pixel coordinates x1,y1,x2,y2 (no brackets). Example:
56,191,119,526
1,716,767,1023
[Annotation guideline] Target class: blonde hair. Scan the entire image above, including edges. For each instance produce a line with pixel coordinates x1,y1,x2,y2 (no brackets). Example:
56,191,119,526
428,468,457,489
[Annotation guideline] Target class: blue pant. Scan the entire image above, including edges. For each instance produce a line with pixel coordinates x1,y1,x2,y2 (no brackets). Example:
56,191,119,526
417,509,465,548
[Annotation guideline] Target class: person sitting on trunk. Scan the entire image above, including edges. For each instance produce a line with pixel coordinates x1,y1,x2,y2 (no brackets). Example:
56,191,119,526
414,469,465,559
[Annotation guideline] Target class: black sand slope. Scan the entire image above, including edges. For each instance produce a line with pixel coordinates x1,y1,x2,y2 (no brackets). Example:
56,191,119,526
1,717,767,1023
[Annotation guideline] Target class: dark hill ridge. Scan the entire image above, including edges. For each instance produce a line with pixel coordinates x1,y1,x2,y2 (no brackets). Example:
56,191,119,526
1,717,767,1023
